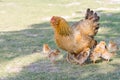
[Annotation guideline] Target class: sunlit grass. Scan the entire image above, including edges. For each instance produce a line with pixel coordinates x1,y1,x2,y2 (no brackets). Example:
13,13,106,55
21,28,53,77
0,52,48,77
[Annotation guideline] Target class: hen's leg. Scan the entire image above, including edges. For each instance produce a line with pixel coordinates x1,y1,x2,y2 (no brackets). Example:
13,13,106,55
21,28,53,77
68,53,80,64
66,53,71,63
66,53,73,64
106,59,110,62
66,53,78,64
93,60,96,64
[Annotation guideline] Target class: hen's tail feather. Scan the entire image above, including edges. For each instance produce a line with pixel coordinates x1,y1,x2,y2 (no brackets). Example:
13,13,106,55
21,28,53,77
85,8,100,22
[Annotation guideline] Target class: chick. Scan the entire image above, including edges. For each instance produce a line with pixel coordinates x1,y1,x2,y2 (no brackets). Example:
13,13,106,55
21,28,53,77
90,41,117,63
43,44,51,54
90,52,101,64
48,49,60,64
107,40,119,53
101,41,118,62
77,48,91,65
101,50,115,62
90,41,106,63
71,48,90,65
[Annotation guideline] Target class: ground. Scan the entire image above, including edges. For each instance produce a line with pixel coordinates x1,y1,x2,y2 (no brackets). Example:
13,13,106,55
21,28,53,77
0,0,120,80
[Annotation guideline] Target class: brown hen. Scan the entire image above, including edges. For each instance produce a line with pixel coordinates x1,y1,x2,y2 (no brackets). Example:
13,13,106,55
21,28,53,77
50,9,100,64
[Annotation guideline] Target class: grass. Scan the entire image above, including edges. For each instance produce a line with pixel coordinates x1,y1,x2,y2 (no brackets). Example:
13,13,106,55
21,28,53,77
0,0,120,80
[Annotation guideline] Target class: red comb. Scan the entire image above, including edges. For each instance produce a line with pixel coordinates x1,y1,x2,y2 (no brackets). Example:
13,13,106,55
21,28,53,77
50,16,55,23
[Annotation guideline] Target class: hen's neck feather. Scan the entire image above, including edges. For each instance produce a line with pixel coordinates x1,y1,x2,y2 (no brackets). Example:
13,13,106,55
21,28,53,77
56,20,72,36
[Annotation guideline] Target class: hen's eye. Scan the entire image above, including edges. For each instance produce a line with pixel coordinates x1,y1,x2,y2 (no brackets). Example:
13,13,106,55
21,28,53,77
55,22,58,25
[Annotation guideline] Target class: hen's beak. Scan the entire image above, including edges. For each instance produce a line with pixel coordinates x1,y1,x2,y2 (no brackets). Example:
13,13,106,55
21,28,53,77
50,16,56,23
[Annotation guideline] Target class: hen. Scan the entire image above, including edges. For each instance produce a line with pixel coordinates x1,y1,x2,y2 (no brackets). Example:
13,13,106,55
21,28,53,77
50,9,100,64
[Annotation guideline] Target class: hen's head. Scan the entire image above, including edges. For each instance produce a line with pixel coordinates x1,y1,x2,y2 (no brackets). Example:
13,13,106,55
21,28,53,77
50,16,72,35
50,16,67,28
50,16,61,27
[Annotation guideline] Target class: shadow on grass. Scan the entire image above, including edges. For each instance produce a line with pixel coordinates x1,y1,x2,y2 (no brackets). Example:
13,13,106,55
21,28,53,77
96,11,120,41
2,56,120,80
0,11,120,80
0,21,55,63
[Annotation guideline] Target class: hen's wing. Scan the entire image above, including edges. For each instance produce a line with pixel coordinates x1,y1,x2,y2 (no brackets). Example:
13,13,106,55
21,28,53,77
72,8,100,36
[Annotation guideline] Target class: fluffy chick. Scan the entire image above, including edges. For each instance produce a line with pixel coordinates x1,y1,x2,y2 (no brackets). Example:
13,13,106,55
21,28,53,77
48,49,60,64
43,44,51,54
71,48,90,65
90,41,106,63
90,41,116,63
101,50,115,62
107,40,119,53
